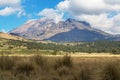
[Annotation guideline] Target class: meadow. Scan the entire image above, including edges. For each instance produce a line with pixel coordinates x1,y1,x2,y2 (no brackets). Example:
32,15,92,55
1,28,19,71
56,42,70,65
0,54,120,80
1,38,120,80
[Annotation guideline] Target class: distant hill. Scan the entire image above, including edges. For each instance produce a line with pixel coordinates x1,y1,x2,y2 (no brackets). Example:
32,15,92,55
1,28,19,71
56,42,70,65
9,18,120,42
0,32,25,40
0,32,120,54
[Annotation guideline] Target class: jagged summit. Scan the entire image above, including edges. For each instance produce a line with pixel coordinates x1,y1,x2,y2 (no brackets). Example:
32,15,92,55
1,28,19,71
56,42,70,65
66,18,91,27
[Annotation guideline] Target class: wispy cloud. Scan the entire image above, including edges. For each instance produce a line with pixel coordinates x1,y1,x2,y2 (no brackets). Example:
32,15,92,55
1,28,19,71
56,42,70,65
0,0,25,17
38,8,64,23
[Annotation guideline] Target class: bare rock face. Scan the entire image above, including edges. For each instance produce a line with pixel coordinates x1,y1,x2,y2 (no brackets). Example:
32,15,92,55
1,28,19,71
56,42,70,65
10,18,115,42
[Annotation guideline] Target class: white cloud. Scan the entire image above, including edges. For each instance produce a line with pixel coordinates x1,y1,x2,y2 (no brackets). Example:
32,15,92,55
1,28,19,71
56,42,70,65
69,0,107,15
1,29,7,33
38,0,120,34
57,0,70,11
110,14,120,33
105,0,120,4
0,7,14,16
0,0,21,6
75,13,120,34
0,7,22,16
38,8,64,23
76,14,113,33
57,0,120,15
0,0,25,16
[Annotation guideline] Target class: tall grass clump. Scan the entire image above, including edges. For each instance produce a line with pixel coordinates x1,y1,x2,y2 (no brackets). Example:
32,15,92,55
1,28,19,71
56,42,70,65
54,55,73,70
57,66,70,77
31,55,48,70
62,55,73,67
101,62,120,80
0,56,15,70
15,61,36,76
0,71,16,80
72,64,92,80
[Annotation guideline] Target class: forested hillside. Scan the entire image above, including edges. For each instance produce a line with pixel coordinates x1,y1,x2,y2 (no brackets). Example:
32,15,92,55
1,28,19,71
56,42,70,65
1,38,120,54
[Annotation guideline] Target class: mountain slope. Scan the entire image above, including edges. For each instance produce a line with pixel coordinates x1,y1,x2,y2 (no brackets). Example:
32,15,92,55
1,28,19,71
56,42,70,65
0,32,25,40
10,18,116,42
45,28,109,42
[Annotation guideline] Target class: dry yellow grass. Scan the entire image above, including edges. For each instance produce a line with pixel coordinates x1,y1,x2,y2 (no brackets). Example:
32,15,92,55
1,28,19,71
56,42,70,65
0,32,25,40
3,53,120,58
0,54,119,80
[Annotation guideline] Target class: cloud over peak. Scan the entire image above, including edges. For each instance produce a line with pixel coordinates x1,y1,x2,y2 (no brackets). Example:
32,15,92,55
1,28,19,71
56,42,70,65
39,0,120,34
38,8,64,23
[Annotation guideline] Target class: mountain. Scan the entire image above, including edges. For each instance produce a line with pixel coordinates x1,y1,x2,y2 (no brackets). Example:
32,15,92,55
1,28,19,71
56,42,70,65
0,32,25,40
45,28,107,42
10,18,118,42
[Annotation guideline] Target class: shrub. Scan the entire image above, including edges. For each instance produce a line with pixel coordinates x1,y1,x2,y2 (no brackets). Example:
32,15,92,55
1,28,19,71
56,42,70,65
111,49,119,54
52,51,58,55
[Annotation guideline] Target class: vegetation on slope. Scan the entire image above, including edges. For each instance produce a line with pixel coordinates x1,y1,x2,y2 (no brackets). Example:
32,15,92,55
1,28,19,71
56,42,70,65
0,38,120,54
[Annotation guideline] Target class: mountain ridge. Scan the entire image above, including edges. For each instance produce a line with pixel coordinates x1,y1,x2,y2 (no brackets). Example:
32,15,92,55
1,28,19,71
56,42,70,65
9,18,120,42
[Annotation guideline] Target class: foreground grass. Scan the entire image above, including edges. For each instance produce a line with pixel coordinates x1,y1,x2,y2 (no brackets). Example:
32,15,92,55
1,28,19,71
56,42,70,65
0,55,120,80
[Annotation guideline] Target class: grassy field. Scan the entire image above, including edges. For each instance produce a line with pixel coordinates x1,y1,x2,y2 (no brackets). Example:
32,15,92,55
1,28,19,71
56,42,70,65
0,54,120,80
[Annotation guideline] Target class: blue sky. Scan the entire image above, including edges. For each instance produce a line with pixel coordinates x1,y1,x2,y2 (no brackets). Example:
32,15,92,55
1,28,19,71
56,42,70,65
0,0,120,34
0,0,63,32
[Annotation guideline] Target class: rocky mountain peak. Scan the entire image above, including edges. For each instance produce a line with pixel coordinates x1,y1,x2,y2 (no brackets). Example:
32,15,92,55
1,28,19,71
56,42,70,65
9,18,117,42
66,18,75,22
